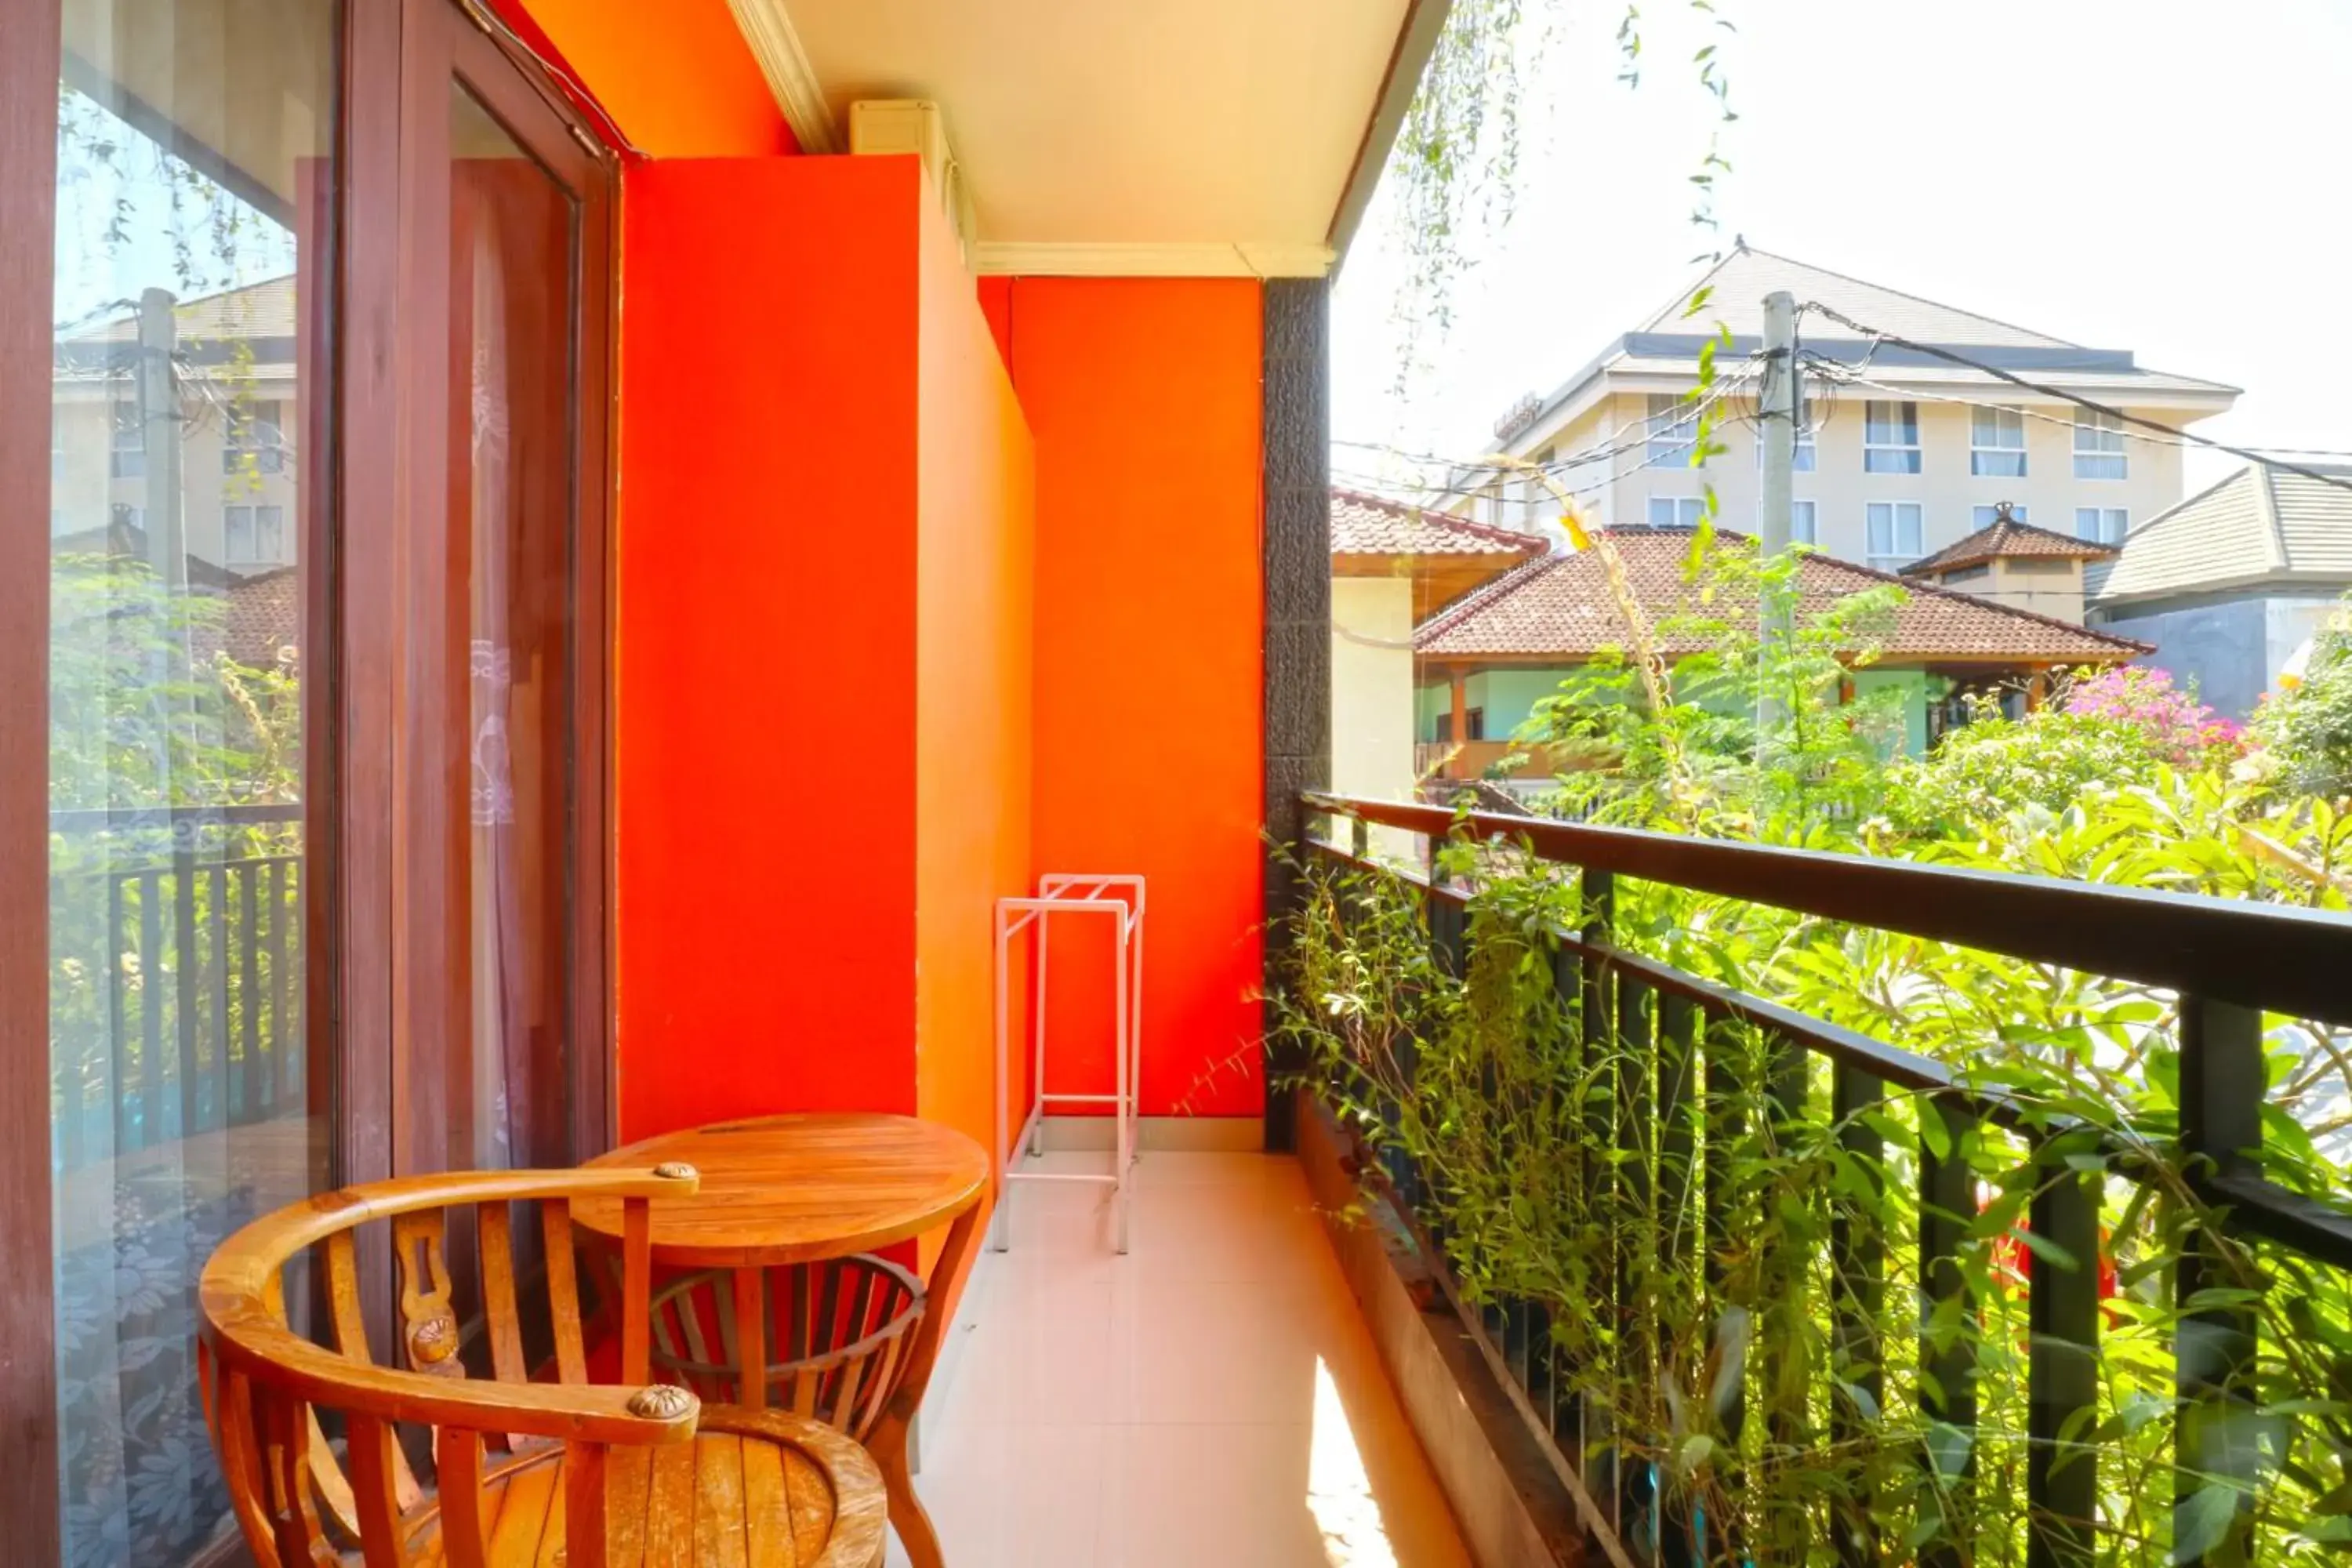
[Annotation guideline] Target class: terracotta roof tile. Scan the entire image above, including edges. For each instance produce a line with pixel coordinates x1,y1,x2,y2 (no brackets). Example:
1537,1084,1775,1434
1903,514,2116,576
1415,527,2150,663
1330,489,1546,559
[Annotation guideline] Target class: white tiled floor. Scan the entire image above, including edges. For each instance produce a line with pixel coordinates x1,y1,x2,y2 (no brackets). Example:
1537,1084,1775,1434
887,1151,1475,1568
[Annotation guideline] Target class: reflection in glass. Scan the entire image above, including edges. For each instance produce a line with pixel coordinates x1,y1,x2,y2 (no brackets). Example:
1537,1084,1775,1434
48,1,334,1559
442,83,580,1173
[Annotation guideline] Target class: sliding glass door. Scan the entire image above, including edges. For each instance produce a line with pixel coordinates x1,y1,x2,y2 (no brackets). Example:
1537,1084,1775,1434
12,0,612,1559
45,3,337,1559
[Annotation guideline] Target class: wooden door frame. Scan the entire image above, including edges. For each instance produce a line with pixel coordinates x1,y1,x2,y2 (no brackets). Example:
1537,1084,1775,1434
0,0,615,1554
0,0,65,1552
390,0,617,1174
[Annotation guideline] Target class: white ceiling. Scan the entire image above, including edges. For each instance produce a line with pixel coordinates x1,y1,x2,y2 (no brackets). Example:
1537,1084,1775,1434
765,0,1416,269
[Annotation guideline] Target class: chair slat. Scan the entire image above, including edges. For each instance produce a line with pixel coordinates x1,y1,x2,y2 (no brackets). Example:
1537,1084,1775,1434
343,1412,409,1566
565,1440,610,1568
477,1202,528,1384
621,1198,652,1386
392,1210,463,1378
214,1365,289,1568
434,1427,491,1568
543,1203,588,1385
734,1268,768,1411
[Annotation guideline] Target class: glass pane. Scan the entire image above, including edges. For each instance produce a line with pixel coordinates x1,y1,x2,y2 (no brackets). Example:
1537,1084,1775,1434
48,0,336,1559
431,82,580,1171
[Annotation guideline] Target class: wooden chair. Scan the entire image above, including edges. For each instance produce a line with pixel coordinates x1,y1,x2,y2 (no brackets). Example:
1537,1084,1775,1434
198,1166,889,1567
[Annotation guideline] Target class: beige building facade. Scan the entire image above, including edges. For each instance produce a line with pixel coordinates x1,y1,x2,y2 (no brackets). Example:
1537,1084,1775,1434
1450,247,2238,583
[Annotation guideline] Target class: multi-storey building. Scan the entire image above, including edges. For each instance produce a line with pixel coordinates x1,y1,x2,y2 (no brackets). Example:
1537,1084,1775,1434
1450,245,2238,578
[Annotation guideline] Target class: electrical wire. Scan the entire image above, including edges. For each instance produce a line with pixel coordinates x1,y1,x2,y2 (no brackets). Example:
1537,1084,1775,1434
1798,301,2352,495
1802,358,2352,466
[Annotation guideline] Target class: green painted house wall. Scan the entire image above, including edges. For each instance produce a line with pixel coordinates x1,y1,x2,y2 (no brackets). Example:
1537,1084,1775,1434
1414,664,1942,757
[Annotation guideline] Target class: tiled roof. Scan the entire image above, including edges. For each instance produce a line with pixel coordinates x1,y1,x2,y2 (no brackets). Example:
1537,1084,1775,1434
1416,527,2150,663
2087,463,2352,604
224,568,301,668
1330,489,1546,558
1903,515,2117,576
1639,245,2078,348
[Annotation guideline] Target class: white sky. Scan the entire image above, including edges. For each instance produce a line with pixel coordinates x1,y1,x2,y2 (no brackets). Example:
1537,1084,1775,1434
1333,0,2352,495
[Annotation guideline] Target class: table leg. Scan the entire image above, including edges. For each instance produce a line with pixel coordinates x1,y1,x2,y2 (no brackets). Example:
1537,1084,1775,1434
877,1202,982,1568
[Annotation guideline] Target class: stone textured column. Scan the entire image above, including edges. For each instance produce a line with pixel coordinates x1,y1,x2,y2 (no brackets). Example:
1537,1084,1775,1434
1261,277,1331,1151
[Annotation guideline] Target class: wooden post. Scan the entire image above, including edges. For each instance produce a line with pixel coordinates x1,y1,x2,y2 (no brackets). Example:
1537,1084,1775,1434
2025,666,2051,713
1449,666,1470,776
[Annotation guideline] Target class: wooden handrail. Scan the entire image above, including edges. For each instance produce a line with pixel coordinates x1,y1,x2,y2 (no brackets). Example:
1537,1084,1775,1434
1306,790,2352,1026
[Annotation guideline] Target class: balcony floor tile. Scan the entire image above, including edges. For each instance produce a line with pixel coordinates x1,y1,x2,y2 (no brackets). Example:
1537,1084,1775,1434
891,1152,1472,1568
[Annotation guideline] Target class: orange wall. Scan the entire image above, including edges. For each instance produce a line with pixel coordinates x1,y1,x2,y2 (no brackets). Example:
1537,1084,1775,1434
615,158,920,1139
913,187,1036,1254
1005,278,1266,1119
509,0,793,158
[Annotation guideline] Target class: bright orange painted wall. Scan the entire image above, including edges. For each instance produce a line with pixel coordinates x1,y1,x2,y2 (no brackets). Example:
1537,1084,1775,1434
913,187,1036,1268
615,158,921,1140
1007,278,1266,1119
508,0,793,158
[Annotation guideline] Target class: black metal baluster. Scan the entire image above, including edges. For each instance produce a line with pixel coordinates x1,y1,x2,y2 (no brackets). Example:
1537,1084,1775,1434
1580,870,1618,1525
2027,1133,2099,1568
210,863,230,1134
1656,993,1700,1567
1831,1062,1886,1568
176,846,201,1142
1615,975,1657,1546
238,857,260,1123
2176,996,2261,1568
108,873,131,1156
1700,1004,1748,1556
1352,813,1370,860
137,869,162,1152
1548,937,1584,1458
1918,1094,1979,1568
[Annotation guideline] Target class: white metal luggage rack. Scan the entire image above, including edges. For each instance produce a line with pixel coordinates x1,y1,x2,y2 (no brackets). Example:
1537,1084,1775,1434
992,874,1145,1254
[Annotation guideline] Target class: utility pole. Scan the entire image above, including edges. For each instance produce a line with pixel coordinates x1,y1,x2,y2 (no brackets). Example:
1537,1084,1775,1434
1757,289,1799,739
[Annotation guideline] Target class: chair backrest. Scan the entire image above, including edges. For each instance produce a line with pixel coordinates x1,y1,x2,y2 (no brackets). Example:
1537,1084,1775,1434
641,1254,924,1439
198,1165,702,1568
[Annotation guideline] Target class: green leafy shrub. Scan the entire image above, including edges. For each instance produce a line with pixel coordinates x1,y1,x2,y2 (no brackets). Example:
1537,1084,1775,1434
2252,608,2352,800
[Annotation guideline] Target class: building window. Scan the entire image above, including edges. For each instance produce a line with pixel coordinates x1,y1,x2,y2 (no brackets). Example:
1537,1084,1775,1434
224,503,288,564
1940,564,1992,584
1791,499,1817,545
110,400,144,479
1866,500,1923,568
1864,400,1921,474
1648,495,1708,528
1752,394,1818,471
1972,503,2029,528
1433,708,1486,743
2074,506,2128,545
223,400,287,475
2074,408,2128,479
1648,392,1700,466
1970,405,2027,477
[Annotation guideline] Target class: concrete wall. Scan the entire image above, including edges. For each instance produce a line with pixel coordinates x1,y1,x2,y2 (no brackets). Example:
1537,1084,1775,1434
2090,595,2272,716
2092,590,2348,717
1332,577,1417,856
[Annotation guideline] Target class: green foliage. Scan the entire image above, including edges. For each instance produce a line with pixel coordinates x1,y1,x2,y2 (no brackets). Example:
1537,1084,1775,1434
2252,605,2352,800
1277,547,2352,1562
1878,697,2162,839
1519,538,1907,830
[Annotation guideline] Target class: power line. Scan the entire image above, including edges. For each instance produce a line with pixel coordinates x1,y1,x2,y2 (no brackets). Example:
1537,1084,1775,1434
1798,301,2352,495
1802,359,2352,466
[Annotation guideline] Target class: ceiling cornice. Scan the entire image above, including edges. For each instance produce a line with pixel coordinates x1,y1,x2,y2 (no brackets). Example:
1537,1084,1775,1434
725,0,838,153
971,241,1335,279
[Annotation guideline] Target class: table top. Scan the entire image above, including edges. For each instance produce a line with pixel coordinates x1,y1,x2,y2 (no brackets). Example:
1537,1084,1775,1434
572,1112,991,1267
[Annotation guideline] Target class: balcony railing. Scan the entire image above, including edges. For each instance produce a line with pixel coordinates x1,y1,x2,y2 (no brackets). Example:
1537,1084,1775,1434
1415,739,1583,782
1300,789,2352,1566
49,804,306,1171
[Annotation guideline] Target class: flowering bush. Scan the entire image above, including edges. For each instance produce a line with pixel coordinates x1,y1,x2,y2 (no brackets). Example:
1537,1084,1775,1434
2250,612,2352,799
2060,665,2243,768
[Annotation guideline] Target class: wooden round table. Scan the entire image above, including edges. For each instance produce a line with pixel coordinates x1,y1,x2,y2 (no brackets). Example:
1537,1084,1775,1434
574,1112,990,1568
